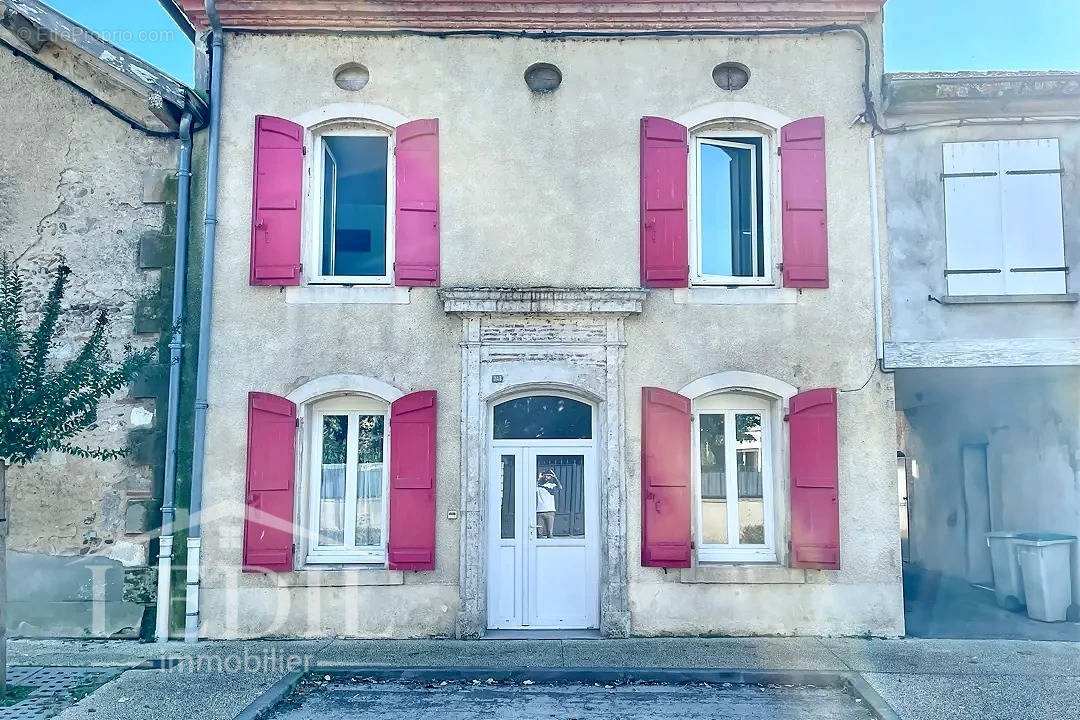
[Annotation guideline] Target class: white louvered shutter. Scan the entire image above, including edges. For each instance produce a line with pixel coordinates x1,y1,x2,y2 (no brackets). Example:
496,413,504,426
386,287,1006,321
943,139,1066,296
999,139,1066,295
943,141,1004,296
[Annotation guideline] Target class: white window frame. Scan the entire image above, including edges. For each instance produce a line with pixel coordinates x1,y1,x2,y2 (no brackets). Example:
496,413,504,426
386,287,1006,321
305,394,390,565
692,392,777,563
305,121,395,287
689,126,775,287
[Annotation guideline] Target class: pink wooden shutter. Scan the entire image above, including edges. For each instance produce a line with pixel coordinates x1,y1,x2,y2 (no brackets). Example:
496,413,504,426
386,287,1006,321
640,117,689,288
780,116,829,288
394,119,440,287
640,387,692,567
243,392,297,572
250,115,304,286
788,388,840,569
388,390,437,570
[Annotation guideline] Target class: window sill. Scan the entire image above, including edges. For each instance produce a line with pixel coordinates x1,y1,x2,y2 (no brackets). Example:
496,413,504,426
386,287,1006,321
679,564,806,585
285,285,411,305
939,293,1079,305
283,568,404,587
674,286,797,305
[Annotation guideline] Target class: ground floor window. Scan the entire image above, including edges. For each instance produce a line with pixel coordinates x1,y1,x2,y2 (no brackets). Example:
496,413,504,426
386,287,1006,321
694,392,776,562
306,395,388,564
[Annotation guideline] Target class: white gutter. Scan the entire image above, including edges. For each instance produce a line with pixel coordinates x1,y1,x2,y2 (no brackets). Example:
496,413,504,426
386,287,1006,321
868,133,884,364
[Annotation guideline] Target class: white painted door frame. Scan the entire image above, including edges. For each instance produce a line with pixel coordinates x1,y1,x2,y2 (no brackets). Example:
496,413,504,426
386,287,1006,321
486,440,600,630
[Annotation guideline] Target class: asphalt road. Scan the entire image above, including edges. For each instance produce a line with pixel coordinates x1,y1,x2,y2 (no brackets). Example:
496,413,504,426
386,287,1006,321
263,678,877,719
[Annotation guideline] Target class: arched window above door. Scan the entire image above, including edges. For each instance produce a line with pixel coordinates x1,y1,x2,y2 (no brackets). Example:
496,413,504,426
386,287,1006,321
492,395,592,440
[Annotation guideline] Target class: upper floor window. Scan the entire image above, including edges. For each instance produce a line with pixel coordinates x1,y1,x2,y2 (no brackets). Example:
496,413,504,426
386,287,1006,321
693,129,770,284
311,123,393,284
943,138,1067,296
248,111,440,291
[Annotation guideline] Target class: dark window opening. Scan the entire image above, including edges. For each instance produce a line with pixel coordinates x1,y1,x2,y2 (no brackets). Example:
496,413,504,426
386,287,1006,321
493,395,592,440
320,135,389,278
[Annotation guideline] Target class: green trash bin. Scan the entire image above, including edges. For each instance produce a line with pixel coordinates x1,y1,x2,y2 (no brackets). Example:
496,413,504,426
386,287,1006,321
1014,533,1077,623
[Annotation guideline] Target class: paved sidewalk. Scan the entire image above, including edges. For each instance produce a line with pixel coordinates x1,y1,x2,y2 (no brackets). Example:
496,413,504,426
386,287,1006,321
8,636,1080,720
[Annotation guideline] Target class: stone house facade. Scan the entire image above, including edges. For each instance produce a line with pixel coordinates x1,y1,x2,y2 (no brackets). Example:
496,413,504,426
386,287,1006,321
175,0,903,639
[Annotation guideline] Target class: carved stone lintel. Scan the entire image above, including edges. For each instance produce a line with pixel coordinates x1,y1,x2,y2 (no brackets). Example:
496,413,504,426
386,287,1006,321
440,287,646,316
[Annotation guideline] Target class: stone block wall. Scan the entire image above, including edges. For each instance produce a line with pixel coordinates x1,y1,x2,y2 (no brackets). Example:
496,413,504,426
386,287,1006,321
0,50,179,637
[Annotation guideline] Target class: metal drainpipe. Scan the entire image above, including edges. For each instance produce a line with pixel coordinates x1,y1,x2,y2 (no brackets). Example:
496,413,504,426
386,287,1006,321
154,110,194,643
185,0,224,643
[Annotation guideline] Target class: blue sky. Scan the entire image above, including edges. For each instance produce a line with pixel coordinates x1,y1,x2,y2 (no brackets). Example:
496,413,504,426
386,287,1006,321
40,0,1080,86
45,0,195,85
884,0,1080,72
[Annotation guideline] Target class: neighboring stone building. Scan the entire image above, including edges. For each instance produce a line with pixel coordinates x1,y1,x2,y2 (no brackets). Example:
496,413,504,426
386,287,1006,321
0,0,205,637
881,72,1080,629
174,1,903,639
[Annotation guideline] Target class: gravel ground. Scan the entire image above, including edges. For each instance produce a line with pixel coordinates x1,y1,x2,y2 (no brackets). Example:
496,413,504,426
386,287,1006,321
265,676,877,720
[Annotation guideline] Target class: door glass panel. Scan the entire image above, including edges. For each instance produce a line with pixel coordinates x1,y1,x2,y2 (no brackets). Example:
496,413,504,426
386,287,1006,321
493,396,591,440
354,414,385,547
698,413,727,545
500,454,516,539
535,455,585,538
318,415,348,546
736,412,765,545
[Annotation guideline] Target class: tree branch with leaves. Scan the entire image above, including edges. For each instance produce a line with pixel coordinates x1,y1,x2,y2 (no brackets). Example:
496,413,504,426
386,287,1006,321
0,254,152,695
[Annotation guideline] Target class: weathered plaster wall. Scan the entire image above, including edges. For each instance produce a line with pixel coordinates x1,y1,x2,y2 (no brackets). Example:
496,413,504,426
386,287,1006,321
0,51,175,636
884,121,1080,342
898,367,1080,605
203,29,902,638
626,330,901,636
198,291,463,639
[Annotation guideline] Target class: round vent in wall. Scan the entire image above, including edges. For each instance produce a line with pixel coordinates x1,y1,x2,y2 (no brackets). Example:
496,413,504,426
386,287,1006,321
524,62,563,93
333,63,370,91
712,62,750,91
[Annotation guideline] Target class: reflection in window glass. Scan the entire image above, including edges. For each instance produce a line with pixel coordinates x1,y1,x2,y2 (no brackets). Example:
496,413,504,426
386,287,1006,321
319,415,348,546
320,135,389,278
535,455,585,538
698,414,727,545
355,415,385,548
493,396,592,440
698,137,764,279
500,455,515,540
695,399,773,560
321,146,337,277
736,413,764,545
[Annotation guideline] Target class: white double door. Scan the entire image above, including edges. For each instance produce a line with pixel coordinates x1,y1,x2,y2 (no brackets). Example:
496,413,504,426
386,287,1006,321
486,444,599,630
